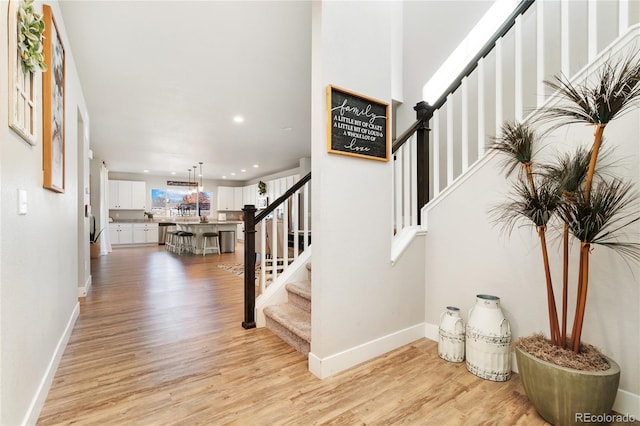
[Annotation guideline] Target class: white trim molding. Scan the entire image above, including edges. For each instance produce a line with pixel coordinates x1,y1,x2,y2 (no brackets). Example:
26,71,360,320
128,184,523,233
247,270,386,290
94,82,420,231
308,323,425,379
23,302,80,425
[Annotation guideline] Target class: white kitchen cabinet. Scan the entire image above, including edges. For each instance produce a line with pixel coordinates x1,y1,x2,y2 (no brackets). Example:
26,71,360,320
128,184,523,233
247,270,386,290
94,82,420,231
131,181,147,210
109,223,133,245
268,177,290,202
266,179,275,202
133,223,158,244
109,180,129,209
233,187,243,210
217,186,235,210
243,184,257,207
109,180,146,210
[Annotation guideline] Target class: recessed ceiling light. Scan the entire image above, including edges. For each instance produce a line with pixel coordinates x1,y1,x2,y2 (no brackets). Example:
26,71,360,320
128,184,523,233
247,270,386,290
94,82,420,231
233,116,244,123
143,169,149,173
282,126,292,131
231,172,236,176
222,176,227,179
171,171,177,175
241,169,246,173
253,164,259,168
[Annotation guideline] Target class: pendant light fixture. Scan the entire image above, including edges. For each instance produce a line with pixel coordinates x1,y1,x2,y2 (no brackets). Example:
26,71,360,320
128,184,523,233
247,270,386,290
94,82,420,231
192,165,198,194
199,162,204,192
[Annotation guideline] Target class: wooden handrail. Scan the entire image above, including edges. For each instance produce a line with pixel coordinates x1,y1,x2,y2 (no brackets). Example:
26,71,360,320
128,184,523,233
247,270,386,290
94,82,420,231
392,101,433,154
255,172,311,223
430,0,534,112
392,119,423,154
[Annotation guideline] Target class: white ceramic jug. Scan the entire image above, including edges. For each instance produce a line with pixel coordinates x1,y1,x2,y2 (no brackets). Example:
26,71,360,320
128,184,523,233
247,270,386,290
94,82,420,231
465,294,511,381
438,306,465,362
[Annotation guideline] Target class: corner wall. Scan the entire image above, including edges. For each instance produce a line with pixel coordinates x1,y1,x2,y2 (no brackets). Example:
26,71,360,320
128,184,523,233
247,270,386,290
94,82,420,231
0,1,89,423
309,1,426,378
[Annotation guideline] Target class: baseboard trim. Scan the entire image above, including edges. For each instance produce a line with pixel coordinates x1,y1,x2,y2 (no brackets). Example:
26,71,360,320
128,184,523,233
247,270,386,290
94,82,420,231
425,322,439,342
78,275,92,297
425,322,639,419
613,389,640,420
308,323,424,379
23,302,80,425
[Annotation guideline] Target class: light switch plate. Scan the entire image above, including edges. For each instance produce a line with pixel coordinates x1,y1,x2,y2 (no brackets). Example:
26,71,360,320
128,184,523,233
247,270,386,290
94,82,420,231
18,189,27,215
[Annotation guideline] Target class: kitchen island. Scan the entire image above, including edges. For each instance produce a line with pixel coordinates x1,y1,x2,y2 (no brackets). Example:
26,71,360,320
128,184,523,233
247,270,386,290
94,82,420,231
176,221,242,254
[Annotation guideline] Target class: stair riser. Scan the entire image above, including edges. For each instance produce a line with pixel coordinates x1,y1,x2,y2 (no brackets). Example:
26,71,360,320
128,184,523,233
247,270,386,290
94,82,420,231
265,316,310,356
288,291,311,313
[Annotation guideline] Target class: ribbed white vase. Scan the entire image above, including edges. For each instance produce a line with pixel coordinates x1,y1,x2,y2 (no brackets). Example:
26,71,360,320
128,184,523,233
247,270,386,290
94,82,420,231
438,306,465,362
465,294,511,381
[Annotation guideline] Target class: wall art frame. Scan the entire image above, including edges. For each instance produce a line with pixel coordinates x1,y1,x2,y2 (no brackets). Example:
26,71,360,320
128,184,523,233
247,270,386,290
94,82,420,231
7,0,39,145
327,85,389,162
42,5,65,193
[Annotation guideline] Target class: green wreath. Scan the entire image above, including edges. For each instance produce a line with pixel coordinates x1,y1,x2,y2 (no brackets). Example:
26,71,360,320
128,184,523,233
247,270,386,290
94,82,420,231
18,0,47,73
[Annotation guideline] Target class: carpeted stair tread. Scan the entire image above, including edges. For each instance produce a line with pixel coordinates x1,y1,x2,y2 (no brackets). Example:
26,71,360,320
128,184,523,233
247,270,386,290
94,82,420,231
286,280,311,301
286,280,311,313
263,263,312,356
264,303,311,343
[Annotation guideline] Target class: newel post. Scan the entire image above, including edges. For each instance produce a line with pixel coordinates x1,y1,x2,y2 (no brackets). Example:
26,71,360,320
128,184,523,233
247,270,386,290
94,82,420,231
242,204,257,329
414,101,433,225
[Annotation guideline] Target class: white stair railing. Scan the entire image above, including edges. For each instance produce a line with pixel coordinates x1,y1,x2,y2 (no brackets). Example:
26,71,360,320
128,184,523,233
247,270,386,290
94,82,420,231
392,0,639,247
242,173,311,328
256,179,311,294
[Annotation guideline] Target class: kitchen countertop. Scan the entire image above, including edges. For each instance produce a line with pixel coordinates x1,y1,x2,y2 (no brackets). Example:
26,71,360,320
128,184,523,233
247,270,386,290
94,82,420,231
175,221,243,225
111,219,243,225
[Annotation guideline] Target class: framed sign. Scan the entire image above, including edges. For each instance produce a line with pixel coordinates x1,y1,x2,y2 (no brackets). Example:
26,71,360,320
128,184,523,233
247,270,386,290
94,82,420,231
42,5,65,193
327,85,389,161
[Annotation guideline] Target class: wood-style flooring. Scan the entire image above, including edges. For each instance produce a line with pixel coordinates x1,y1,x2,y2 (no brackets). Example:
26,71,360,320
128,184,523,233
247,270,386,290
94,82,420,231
35,245,601,425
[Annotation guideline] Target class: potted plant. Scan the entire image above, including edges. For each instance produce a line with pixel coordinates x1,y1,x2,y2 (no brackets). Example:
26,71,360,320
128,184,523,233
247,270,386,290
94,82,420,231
89,217,103,259
490,53,640,425
258,181,267,196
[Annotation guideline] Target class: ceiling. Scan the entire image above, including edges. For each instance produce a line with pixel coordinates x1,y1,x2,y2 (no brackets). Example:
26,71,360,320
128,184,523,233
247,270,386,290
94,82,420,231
59,0,312,182
59,1,495,183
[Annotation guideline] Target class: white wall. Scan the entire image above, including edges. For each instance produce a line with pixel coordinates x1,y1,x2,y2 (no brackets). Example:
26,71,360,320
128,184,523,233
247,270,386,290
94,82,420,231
396,0,493,131
422,108,640,397
309,1,426,378
0,1,88,423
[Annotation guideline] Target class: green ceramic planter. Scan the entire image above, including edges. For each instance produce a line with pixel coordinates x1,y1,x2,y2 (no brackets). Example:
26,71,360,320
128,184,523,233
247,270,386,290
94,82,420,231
515,346,620,426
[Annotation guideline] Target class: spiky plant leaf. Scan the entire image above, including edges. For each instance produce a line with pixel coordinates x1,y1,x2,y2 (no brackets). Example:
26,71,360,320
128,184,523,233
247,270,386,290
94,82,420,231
560,179,640,261
492,177,561,235
542,146,592,198
542,53,640,126
488,120,540,176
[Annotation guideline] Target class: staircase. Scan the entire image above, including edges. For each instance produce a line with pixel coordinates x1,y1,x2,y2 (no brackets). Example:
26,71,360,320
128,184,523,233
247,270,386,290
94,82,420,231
264,263,311,355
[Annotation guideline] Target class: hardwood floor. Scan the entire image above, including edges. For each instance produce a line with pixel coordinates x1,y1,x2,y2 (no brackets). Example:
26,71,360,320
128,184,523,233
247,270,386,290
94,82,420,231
37,245,586,425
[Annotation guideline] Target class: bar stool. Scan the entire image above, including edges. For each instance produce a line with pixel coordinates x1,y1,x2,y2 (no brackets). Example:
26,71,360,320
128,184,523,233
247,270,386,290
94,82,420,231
176,231,195,254
165,229,178,252
202,232,220,256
